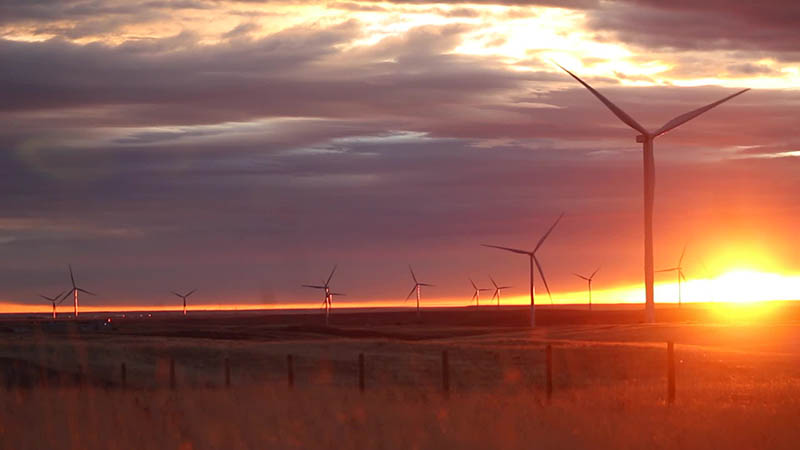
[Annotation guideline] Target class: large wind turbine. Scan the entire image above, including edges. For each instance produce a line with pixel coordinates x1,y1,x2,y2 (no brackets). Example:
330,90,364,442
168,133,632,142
171,289,196,316
573,267,600,310
489,275,511,308
554,63,749,323
406,265,433,317
302,265,343,325
469,277,491,307
482,213,563,327
657,244,687,307
65,265,96,318
40,290,68,319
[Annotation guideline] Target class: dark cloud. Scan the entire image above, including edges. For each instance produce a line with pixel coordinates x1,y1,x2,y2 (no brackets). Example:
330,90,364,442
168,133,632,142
587,0,800,61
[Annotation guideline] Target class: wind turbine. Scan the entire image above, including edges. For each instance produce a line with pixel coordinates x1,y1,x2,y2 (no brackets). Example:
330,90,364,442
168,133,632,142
489,275,511,308
406,265,433,317
554,63,750,323
657,244,687,307
302,265,343,325
40,290,68,319
482,213,563,327
171,289,196,316
573,267,600,311
554,62,748,323
469,277,491,307
65,264,96,318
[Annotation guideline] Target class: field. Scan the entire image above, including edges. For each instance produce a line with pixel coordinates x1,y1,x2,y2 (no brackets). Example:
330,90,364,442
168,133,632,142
2,304,800,449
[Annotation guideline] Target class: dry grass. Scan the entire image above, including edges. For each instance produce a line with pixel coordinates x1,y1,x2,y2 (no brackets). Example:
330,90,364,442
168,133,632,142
3,322,800,449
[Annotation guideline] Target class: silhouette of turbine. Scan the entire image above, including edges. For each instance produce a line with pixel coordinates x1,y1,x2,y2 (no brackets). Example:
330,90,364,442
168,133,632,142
554,63,748,323
406,265,433,317
482,213,563,327
40,290,68,319
171,289,196,316
302,265,343,325
657,244,688,307
65,264,96,318
489,275,511,308
469,277,491,307
573,267,600,311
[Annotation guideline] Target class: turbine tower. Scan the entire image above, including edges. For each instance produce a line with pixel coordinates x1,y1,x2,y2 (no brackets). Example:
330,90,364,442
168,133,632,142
302,265,343,325
171,289,196,316
39,290,68,319
406,265,433,317
482,213,563,327
469,277,491,307
65,264,96,318
657,244,687,307
554,63,748,323
489,275,511,308
573,267,600,310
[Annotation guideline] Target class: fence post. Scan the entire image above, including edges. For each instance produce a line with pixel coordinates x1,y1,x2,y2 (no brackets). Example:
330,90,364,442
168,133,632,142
169,358,176,390
667,341,675,405
441,350,450,399
358,353,365,393
287,354,294,390
546,344,553,402
225,357,231,388
121,362,127,389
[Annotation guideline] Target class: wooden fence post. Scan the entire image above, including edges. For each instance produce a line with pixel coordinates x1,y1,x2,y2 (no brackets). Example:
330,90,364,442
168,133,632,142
121,362,127,389
546,344,553,402
287,354,294,390
169,358,176,390
225,357,231,388
441,350,450,398
358,353,365,393
667,341,675,405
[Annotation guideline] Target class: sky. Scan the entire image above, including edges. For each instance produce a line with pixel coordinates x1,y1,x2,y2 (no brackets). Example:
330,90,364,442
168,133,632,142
1,0,799,311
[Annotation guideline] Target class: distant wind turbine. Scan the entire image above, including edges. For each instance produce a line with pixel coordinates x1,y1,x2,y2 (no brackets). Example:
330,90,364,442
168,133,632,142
489,275,511,308
482,213,563,327
40,290,68,319
554,62,748,323
573,267,600,310
469,277,491,307
171,289,196,316
657,244,687,307
302,265,343,325
406,265,433,317
65,264,96,318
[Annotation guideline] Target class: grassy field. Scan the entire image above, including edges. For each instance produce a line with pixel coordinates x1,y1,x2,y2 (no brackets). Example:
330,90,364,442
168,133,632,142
2,306,800,448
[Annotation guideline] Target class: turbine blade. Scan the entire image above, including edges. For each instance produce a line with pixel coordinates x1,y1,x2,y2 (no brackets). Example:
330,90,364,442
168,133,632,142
573,273,590,281
470,278,477,290
653,88,750,137
472,292,478,301
481,244,530,255
186,289,196,297
325,265,337,286
680,271,687,282
656,268,679,273
77,288,96,296
533,213,564,253
590,266,601,279
534,256,553,304
409,265,418,284
39,294,53,301
479,288,492,292
330,292,345,296
553,62,649,136
679,244,687,267
405,285,417,301
499,286,512,290
419,283,435,287
302,285,326,289
69,264,76,287
489,275,498,288
492,290,498,300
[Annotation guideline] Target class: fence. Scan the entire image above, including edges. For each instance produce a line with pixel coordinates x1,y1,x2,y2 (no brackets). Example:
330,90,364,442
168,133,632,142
4,342,678,405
